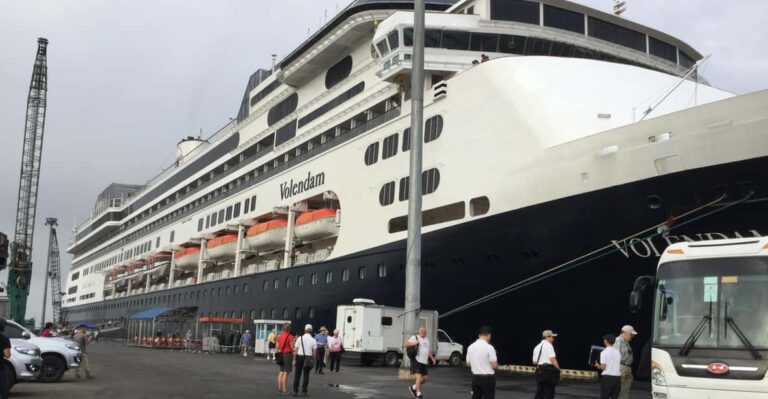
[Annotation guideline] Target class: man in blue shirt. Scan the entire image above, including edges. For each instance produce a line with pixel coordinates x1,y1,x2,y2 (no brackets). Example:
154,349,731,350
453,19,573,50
314,326,329,374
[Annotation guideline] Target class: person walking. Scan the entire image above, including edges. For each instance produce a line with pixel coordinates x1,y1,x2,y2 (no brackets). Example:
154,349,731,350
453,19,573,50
406,326,436,399
292,324,317,397
41,322,54,337
532,330,560,399
267,329,277,361
73,324,93,379
595,334,622,399
241,329,252,357
466,326,498,399
314,326,328,374
0,319,12,399
615,325,637,399
328,329,343,373
276,322,295,395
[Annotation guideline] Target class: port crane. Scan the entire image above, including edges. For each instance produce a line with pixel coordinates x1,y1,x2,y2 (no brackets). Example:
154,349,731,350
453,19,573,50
2,38,50,323
41,218,63,325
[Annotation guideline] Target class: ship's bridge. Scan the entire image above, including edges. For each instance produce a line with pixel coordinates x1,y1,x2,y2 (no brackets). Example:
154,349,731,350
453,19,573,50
372,0,703,82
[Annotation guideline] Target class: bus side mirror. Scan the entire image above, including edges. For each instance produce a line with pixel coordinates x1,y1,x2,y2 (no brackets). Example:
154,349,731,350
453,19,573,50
629,275,655,314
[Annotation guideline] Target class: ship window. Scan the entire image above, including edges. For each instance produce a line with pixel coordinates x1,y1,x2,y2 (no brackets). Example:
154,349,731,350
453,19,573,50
422,168,441,195
260,309,265,318
298,81,365,128
233,203,241,218
234,285,238,295
263,280,269,291
399,177,409,202
295,307,302,319
325,55,353,89
402,128,411,152
382,133,398,159
387,30,399,50
243,283,248,293
543,5,584,34
470,196,491,216
210,212,217,226
250,79,281,108
377,264,387,278
364,142,379,165
68,286,78,294
275,120,297,147
342,268,350,282
679,51,695,68
267,93,299,126
244,198,250,214
499,34,525,54
381,317,393,326
226,206,233,221
376,39,389,56
271,308,277,318
311,273,318,285
491,0,540,25
72,272,80,281
157,236,162,247
309,307,316,318
298,275,305,287
274,279,279,289
282,308,289,319
424,115,443,143
388,201,466,233
588,17,646,52
425,29,442,48
250,196,257,212
441,30,470,51
285,277,291,288
379,182,395,206
470,33,499,52
218,287,222,297
649,37,677,63
218,210,225,223
325,271,333,284
404,28,413,46
359,266,366,280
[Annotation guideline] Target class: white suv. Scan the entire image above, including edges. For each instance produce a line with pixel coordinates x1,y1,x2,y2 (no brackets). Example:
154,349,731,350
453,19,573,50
4,320,81,382
6,339,43,390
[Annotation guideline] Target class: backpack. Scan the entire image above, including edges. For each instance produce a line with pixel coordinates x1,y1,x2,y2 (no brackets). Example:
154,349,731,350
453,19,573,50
406,336,419,359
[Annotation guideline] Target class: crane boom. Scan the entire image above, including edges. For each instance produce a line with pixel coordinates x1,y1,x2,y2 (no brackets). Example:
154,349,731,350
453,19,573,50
6,38,49,323
41,218,63,326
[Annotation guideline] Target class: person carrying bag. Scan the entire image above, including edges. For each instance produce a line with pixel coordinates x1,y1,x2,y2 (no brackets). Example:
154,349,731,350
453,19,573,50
292,324,317,396
532,330,561,399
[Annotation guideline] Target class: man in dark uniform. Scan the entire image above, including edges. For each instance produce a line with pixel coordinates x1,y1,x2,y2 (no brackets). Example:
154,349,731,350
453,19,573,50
0,319,13,399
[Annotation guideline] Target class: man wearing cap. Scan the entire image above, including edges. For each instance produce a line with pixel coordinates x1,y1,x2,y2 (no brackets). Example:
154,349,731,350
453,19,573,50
314,326,328,374
615,325,637,399
532,330,560,399
292,324,317,397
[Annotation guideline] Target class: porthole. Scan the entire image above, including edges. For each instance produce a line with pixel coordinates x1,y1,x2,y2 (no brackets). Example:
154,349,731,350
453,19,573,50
379,182,395,206
365,142,379,165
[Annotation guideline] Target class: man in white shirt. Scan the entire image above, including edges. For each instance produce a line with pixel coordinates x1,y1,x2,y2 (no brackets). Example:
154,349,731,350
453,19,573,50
532,330,560,399
596,334,622,399
292,324,317,397
406,326,435,399
466,326,498,399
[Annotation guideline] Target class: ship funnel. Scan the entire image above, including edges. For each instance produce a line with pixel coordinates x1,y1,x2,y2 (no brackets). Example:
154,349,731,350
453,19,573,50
176,136,208,166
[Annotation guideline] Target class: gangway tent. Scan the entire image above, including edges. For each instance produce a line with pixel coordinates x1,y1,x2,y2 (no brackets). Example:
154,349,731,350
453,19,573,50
127,307,197,346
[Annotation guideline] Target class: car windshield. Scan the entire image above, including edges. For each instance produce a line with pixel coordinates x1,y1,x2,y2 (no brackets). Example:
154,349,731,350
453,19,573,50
653,256,768,350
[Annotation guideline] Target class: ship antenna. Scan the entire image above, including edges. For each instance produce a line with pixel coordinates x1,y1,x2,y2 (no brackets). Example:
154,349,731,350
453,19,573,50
613,0,627,16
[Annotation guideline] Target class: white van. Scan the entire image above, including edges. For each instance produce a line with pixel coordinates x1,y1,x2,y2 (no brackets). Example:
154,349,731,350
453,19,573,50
336,299,463,367
630,236,768,398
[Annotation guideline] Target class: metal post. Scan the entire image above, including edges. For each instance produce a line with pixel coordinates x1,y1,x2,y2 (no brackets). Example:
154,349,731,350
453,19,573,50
169,249,176,289
197,239,207,284
283,209,296,268
127,278,133,297
145,271,150,292
400,0,425,376
234,224,244,277
40,244,51,328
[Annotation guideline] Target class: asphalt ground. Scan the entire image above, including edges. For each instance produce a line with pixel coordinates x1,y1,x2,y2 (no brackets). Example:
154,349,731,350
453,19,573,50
11,340,651,398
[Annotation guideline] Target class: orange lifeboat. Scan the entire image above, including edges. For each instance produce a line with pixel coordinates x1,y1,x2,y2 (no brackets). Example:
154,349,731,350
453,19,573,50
207,234,238,261
294,208,339,241
245,219,287,253
174,247,201,270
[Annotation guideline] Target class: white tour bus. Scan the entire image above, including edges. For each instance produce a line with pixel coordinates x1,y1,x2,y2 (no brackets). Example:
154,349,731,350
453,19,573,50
630,236,768,398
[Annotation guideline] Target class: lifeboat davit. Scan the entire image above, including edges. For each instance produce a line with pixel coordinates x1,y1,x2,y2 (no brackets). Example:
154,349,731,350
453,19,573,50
207,234,238,261
294,208,339,242
174,247,201,270
245,219,287,253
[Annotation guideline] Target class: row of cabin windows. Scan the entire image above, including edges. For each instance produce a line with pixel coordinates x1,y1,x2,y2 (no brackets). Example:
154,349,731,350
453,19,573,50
379,168,441,206
365,115,443,166
76,95,401,269
197,196,256,232
262,265,387,291
80,236,153,278
388,197,490,233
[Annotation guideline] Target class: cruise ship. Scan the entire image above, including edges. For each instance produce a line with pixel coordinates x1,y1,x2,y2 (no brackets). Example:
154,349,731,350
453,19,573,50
63,0,768,368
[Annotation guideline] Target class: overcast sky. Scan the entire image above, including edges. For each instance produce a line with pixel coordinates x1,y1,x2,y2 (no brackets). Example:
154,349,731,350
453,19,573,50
1,0,766,325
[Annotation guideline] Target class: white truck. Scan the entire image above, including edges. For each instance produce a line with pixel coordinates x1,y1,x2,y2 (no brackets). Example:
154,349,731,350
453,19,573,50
629,236,768,398
336,299,464,367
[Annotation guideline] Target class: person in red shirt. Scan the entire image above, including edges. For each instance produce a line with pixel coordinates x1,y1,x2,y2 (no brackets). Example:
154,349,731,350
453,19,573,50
41,322,54,337
276,322,294,395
